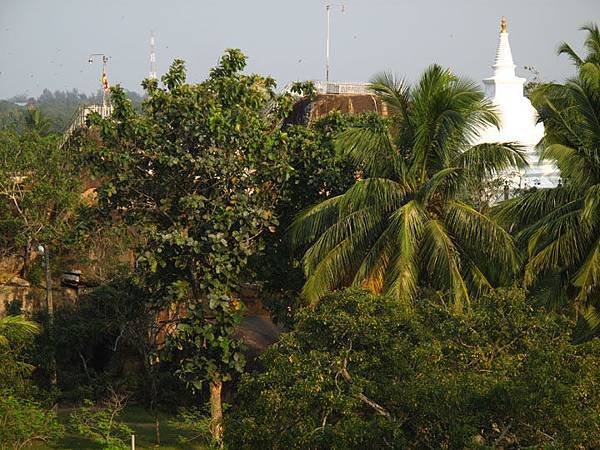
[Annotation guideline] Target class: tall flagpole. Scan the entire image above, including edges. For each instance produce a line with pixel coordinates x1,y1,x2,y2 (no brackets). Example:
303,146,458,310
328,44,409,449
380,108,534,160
89,53,110,108
102,56,108,107
325,3,345,83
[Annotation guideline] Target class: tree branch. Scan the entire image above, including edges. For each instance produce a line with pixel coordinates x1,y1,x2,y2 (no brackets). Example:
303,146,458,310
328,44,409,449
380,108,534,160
338,359,393,421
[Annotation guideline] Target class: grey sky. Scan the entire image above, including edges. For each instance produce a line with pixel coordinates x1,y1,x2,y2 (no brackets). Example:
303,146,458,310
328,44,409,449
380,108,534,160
0,0,597,99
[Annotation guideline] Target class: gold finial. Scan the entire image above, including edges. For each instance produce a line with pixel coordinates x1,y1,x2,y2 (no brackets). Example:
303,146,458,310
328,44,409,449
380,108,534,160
501,16,507,33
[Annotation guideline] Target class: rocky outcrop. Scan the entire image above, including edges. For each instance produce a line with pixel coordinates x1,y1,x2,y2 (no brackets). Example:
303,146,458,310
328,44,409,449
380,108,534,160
286,93,388,125
0,276,30,315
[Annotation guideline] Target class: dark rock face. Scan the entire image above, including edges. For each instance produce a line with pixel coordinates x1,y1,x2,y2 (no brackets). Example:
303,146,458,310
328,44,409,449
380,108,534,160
286,94,388,125
236,315,282,363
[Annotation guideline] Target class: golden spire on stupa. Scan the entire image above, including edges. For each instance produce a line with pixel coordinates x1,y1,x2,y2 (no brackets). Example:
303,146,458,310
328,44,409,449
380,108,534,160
501,16,507,33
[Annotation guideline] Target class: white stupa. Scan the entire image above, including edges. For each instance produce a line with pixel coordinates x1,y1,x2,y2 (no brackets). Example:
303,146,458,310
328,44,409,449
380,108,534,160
476,17,560,190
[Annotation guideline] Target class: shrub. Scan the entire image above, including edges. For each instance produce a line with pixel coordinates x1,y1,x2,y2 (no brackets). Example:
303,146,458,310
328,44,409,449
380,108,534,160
0,390,63,450
69,390,133,450
169,406,215,447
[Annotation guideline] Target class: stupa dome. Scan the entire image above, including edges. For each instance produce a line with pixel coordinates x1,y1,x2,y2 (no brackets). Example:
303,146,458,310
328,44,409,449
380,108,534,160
476,17,560,190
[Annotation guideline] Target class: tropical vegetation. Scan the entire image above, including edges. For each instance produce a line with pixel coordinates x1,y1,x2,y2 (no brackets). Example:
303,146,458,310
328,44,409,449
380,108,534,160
290,65,526,310
493,23,600,328
0,23,599,450
227,288,600,449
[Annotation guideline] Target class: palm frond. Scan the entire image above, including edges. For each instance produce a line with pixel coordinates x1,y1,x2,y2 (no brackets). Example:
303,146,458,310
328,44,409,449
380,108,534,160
558,42,584,67
518,203,583,253
302,206,384,274
455,142,528,179
583,183,600,224
289,195,343,249
572,238,600,305
383,200,425,305
368,71,411,119
541,143,597,188
580,22,600,64
420,218,470,311
492,187,580,229
338,178,409,216
335,123,400,179
0,315,40,346
301,230,367,306
446,200,521,273
524,224,592,286
416,167,461,204
461,254,494,297
352,221,398,293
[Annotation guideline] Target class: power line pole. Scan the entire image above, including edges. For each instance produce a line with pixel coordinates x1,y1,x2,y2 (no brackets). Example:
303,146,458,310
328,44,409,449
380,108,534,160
38,244,57,409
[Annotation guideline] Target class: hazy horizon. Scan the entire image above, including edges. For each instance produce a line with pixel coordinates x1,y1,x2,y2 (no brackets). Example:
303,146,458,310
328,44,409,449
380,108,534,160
1,0,597,99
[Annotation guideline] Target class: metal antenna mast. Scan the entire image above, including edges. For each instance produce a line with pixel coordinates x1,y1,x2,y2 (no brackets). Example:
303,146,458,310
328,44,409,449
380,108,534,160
149,31,157,80
325,2,345,82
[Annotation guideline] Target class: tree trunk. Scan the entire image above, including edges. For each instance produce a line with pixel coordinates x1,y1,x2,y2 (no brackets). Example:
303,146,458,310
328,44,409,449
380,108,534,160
21,239,31,279
151,367,160,446
209,379,223,443
154,415,160,446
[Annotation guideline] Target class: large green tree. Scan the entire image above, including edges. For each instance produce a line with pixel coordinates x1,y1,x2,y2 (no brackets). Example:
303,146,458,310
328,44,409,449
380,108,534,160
493,24,600,326
291,66,526,309
226,288,600,449
88,49,294,441
0,129,81,276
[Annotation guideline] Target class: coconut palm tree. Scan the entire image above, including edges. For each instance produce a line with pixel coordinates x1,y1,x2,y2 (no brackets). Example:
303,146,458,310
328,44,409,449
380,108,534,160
290,65,526,310
557,23,600,68
493,24,600,324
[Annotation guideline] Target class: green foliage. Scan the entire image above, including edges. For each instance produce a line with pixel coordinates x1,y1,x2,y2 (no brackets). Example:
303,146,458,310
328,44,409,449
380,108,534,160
493,23,600,328
557,23,600,68
70,396,133,450
256,112,370,325
0,391,64,450
27,278,187,408
0,315,40,397
169,406,216,447
43,283,137,397
0,317,62,449
23,108,52,135
0,314,39,347
0,129,81,264
88,49,294,433
290,66,526,309
226,288,600,449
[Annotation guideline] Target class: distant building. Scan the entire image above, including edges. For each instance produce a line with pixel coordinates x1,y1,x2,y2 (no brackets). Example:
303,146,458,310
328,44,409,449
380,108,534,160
475,17,560,190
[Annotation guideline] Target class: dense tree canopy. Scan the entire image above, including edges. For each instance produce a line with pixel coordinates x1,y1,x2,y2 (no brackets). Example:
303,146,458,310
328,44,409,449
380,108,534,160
0,129,81,274
0,89,144,133
227,288,600,449
1,21,600,450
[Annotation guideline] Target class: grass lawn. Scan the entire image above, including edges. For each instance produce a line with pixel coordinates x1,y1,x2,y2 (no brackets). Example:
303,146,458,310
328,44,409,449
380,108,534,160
33,405,209,449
